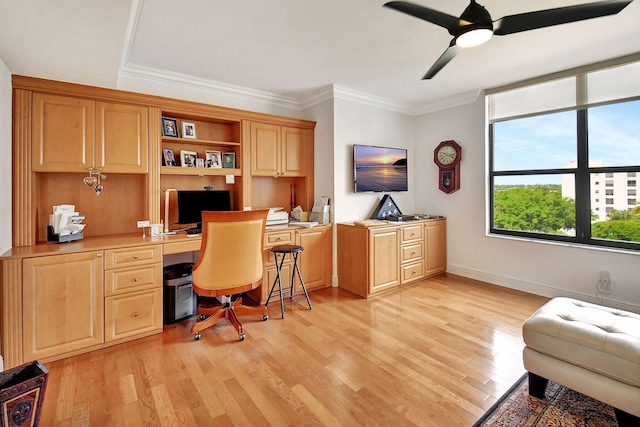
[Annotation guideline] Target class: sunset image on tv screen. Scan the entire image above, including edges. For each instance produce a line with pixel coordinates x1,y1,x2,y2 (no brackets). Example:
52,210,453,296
354,145,407,192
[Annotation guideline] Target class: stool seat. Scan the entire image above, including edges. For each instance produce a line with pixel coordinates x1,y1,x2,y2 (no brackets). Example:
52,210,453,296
265,244,312,318
271,244,303,254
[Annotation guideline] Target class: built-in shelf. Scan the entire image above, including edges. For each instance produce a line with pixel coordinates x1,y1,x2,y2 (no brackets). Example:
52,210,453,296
161,137,240,147
160,166,241,176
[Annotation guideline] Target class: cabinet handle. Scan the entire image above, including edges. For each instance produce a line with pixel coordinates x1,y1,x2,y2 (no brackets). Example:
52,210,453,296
132,312,139,317
411,232,416,237
132,277,138,282
412,271,416,275
132,255,139,260
96,253,102,257
411,251,416,256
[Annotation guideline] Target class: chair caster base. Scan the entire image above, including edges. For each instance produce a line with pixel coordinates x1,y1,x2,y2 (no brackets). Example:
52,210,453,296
238,333,246,341
262,314,269,321
194,332,201,341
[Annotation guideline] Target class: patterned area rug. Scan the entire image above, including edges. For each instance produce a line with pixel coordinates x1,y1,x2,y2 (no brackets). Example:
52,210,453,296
473,373,617,426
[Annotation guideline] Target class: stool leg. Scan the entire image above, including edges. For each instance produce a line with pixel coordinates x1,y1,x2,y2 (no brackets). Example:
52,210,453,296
265,252,286,318
528,372,548,399
293,253,312,310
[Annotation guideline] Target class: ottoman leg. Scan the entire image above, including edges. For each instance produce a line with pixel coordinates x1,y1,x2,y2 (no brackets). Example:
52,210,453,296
528,372,548,399
614,408,640,427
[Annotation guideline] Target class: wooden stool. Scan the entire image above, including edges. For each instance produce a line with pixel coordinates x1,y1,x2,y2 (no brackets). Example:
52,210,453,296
265,244,312,318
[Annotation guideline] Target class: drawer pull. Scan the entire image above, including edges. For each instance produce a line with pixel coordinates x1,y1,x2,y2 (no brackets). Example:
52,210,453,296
132,278,138,282
411,251,416,256
411,232,416,237
132,312,139,317
132,255,139,260
96,253,102,257
412,271,417,275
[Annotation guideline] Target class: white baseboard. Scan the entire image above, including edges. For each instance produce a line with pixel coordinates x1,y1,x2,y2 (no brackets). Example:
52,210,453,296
447,264,640,314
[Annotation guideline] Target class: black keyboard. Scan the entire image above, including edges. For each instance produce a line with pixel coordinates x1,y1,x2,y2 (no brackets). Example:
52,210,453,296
186,227,202,235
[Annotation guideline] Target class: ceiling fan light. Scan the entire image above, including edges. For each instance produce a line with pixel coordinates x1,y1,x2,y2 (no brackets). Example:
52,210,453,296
455,28,493,47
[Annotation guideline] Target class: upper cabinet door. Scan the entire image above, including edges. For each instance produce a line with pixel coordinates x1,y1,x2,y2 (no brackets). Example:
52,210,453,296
96,102,148,173
250,122,280,176
281,126,308,177
32,93,95,172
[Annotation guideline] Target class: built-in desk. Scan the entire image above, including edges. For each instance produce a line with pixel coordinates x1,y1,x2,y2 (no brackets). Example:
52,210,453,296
0,224,331,369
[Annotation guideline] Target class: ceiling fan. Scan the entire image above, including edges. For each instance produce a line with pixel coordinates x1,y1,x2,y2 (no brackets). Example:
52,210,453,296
384,0,633,79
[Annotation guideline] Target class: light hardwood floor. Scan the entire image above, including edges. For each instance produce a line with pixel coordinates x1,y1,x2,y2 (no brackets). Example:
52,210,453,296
39,274,548,426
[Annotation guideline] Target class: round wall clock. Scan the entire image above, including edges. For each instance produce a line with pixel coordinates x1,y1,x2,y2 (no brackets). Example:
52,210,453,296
434,140,462,194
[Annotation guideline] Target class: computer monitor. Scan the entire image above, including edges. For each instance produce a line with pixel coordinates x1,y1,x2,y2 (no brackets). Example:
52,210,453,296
176,190,232,225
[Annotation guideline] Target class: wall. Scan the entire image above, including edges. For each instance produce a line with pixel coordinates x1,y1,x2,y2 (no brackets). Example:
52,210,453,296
0,59,11,255
414,95,640,312
332,97,415,224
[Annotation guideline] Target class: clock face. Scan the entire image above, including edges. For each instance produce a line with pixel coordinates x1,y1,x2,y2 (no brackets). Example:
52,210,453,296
437,145,458,166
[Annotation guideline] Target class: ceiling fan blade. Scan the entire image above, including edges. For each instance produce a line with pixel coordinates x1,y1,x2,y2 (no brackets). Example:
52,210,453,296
494,0,632,36
384,1,463,34
423,41,462,80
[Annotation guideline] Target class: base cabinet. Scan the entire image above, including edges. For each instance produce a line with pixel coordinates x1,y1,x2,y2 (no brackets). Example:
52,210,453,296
337,218,446,298
22,252,105,361
249,224,332,304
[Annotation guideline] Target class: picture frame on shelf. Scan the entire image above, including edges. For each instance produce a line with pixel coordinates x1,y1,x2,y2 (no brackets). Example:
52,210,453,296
222,152,236,169
196,158,205,168
206,150,221,168
182,121,197,139
180,150,198,167
163,148,176,166
161,117,179,137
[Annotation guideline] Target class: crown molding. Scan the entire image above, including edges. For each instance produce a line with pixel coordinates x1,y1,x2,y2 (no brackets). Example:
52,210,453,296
118,63,302,110
412,89,483,116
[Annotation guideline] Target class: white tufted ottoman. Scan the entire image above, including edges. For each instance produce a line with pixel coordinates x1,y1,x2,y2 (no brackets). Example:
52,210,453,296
523,297,640,427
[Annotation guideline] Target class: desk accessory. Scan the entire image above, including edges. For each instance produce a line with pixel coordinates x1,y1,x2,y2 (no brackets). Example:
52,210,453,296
48,205,85,243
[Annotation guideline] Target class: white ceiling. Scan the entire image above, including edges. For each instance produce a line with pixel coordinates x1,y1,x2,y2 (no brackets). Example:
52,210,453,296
1,0,639,113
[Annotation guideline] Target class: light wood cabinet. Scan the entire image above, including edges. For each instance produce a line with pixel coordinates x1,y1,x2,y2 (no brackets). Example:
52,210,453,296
31,93,148,174
250,122,308,177
22,251,104,361
104,246,163,343
425,220,447,276
248,224,332,304
337,218,446,298
32,93,95,172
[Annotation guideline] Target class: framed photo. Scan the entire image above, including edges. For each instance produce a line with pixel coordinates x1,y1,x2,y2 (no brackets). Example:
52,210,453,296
222,152,236,169
206,150,222,168
163,148,176,166
161,117,179,137
196,158,205,168
180,150,198,167
182,121,197,139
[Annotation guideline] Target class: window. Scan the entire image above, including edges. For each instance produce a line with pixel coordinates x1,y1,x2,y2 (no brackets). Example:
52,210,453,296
489,60,640,251
629,189,637,196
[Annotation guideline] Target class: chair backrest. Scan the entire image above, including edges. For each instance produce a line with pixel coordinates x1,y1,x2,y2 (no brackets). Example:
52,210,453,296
192,209,269,295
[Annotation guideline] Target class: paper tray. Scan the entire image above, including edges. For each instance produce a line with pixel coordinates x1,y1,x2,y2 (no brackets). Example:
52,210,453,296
47,225,84,243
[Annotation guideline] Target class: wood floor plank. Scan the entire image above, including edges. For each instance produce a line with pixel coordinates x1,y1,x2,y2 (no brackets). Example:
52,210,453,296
38,274,548,426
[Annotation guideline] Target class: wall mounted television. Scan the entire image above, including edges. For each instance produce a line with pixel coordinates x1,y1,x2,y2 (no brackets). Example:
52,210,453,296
177,190,232,225
354,144,408,192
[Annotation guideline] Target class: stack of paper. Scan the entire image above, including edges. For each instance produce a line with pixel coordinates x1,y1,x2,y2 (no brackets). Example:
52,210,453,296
50,205,86,236
266,207,289,226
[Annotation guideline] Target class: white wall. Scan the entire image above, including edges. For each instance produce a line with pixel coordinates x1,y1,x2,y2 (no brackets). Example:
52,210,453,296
0,59,11,255
333,97,415,224
414,96,640,312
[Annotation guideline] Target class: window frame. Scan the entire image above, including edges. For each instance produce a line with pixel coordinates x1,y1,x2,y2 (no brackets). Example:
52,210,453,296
489,102,640,251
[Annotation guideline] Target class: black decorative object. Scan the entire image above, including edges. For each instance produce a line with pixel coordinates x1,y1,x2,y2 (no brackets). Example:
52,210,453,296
0,360,49,427
370,194,402,220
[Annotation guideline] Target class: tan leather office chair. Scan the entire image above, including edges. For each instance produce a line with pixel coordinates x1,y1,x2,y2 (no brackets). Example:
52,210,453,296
190,209,269,341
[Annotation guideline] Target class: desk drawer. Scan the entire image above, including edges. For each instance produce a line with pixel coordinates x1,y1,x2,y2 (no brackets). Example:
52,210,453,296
401,242,423,264
401,224,423,243
264,230,295,247
105,246,162,269
401,261,424,284
104,288,162,342
105,264,162,296
164,240,201,255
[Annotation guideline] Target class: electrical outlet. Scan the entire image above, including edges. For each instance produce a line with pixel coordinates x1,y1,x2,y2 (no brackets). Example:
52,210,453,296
600,271,611,289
